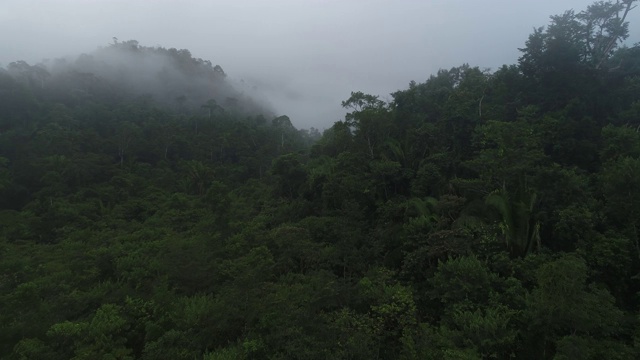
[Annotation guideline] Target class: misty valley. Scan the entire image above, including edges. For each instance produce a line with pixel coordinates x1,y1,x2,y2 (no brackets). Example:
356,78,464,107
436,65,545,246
2,1,640,359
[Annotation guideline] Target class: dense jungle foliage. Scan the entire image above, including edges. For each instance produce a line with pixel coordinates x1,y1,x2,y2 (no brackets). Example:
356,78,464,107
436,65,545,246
2,1,640,359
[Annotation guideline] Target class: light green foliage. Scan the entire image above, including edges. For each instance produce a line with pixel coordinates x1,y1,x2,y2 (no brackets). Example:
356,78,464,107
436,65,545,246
359,268,418,331
529,254,624,352
601,124,640,162
447,305,518,357
426,256,526,357
12,338,55,360
203,346,245,360
141,329,194,360
327,308,379,360
46,304,133,360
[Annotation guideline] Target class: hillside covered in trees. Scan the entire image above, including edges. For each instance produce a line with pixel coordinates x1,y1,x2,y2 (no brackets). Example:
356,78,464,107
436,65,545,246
2,1,640,359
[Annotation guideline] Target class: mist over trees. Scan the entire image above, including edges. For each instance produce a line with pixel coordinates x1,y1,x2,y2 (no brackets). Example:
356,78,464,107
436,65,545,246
2,39,274,117
1,1,640,359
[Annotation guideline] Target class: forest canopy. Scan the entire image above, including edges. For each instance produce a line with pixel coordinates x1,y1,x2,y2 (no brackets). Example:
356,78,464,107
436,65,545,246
1,1,640,359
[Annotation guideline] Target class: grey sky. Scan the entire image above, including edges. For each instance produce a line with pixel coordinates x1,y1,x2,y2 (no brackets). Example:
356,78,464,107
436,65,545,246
1,0,638,129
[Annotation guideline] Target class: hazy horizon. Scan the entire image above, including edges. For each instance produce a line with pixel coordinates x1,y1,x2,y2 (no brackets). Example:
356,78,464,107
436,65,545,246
2,0,639,129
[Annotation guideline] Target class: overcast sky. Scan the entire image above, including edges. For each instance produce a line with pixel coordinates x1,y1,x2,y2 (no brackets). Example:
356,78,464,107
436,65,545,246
1,0,639,129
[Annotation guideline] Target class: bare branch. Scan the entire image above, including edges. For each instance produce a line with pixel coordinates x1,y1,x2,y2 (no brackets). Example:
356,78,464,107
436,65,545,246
596,0,637,69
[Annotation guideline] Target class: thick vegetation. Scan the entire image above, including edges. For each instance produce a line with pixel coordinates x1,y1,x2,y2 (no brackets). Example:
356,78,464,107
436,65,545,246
2,1,640,359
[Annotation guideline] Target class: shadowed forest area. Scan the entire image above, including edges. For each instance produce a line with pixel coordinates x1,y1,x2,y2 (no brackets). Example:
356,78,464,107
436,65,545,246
2,1,640,359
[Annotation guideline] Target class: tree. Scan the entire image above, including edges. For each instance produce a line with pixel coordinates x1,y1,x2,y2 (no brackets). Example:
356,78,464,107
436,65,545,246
341,92,391,159
464,117,546,191
271,153,307,199
7,61,50,90
115,121,140,167
201,99,222,119
45,304,133,359
527,254,626,359
183,160,212,196
600,156,640,260
520,1,638,72
518,1,638,109
579,0,638,69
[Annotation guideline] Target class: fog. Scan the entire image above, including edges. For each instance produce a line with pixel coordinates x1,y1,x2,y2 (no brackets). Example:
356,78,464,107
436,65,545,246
1,0,639,129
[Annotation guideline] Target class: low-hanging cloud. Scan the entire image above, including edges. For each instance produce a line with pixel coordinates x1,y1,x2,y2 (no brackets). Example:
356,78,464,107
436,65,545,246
1,0,639,129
